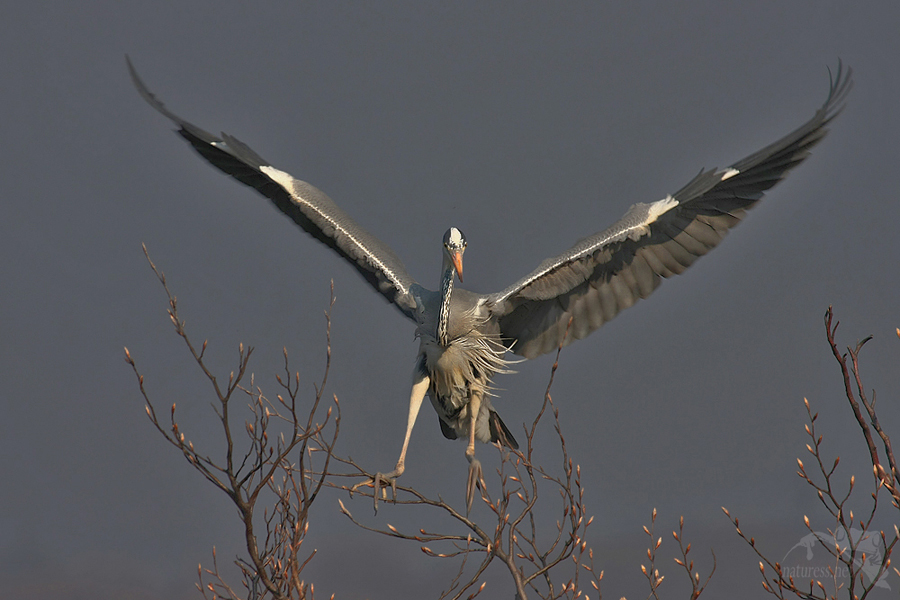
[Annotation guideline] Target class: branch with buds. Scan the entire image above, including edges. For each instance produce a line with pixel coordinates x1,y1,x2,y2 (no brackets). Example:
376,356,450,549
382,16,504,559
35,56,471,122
126,247,340,600
724,307,899,599
327,327,711,600
325,340,599,600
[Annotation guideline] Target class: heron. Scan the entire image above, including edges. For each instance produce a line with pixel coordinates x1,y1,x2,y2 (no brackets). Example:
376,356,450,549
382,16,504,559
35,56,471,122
128,59,851,511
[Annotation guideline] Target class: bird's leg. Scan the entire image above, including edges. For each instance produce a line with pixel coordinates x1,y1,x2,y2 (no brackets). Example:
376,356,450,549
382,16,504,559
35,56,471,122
465,389,486,513
377,372,429,499
352,370,430,512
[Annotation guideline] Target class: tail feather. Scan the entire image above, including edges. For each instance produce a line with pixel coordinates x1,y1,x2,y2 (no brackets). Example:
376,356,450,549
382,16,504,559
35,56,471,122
438,416,458,441
489,410,520,450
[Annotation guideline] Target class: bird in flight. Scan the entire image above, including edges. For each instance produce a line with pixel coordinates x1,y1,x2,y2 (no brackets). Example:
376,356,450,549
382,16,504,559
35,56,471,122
129,58,850,511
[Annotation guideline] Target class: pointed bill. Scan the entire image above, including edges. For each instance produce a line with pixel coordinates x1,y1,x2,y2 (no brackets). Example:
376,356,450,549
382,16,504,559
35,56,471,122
451,250,464,282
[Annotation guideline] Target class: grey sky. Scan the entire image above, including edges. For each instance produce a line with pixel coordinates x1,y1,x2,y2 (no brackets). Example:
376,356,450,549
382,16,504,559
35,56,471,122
2,2,899,598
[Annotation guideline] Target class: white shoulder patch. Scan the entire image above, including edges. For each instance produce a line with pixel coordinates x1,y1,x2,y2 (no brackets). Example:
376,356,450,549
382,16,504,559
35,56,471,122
719,167,740,181
625,195,678,242
260,165,295,193
646,195,678,222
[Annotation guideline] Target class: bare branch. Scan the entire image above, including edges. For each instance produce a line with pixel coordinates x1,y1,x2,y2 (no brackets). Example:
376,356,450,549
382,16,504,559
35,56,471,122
128,250,342,599
727,307,898,599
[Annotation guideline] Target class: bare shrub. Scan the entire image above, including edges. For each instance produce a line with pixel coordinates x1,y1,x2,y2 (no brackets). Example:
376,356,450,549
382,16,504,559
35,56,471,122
725,307,899,599
126,247,339,600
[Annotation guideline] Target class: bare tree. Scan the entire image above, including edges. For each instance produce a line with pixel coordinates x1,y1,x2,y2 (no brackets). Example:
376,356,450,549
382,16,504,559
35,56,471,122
127,250,713,599
126,247,340,600
725,307,899,599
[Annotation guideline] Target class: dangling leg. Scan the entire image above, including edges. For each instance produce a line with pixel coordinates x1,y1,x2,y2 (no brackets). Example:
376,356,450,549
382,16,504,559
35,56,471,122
352,367,430,512
465,388,487,513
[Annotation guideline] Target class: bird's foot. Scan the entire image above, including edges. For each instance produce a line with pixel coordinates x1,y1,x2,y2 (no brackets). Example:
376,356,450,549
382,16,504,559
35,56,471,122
466,456,486,513
350,470,401,513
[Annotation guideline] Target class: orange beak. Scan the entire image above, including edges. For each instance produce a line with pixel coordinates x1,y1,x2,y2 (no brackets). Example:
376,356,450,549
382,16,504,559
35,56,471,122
451,250,464,282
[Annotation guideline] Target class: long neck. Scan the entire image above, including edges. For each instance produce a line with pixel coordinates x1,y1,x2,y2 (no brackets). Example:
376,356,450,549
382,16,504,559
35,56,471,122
437,264,455,347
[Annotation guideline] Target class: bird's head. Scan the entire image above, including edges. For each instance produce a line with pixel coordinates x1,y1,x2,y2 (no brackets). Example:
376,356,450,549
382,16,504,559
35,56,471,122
442,227,467,282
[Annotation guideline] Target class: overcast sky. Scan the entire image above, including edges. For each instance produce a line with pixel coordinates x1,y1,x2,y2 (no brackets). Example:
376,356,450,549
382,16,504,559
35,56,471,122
3,2,900,599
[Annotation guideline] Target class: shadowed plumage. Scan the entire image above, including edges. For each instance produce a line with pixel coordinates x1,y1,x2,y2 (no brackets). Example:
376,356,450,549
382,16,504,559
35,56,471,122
128,58,851,511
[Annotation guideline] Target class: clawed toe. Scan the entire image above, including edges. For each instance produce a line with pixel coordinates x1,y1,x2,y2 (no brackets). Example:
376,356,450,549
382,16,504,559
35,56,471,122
466,457,486,513
351,471,399,513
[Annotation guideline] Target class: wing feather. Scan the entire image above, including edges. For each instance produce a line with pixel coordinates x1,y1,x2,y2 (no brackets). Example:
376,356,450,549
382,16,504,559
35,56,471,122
128,58,420,321
491,63,852,358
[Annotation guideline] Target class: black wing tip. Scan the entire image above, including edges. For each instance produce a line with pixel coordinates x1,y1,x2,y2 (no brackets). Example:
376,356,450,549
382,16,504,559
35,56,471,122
126,55,163,115
126,55,189,130
821,59,854,123
722,62,852,177
126,57,271,169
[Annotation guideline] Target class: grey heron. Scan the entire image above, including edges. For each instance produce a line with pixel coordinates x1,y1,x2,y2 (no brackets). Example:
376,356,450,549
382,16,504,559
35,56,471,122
128,59,851,511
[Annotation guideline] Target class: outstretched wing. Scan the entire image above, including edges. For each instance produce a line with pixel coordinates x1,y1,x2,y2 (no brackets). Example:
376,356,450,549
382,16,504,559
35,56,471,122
128,57,420,321
490,63,852,359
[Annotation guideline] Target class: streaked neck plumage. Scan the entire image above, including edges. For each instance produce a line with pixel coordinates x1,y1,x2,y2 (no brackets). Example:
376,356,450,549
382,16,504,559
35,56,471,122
436,226,466,348
437,260,455,347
